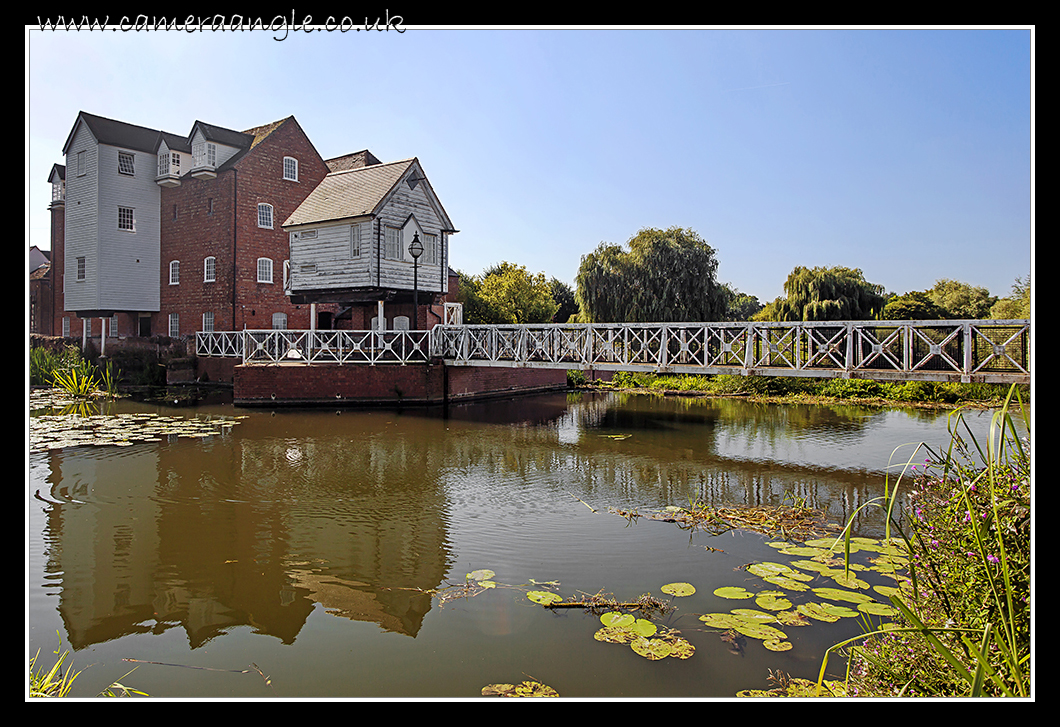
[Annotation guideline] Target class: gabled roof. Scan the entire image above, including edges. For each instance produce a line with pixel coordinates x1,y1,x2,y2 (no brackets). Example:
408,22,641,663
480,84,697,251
283,158,418,227
62,111,168,155
157,131,192,154
326,150,382,172
189,120,255,150
47,163,65,183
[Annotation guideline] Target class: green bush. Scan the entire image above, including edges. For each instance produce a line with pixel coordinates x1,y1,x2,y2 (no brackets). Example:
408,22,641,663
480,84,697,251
818,378,882,399
566,369,587,387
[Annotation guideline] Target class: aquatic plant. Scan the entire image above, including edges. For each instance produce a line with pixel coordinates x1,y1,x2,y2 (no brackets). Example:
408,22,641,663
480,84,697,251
818,385,1030,697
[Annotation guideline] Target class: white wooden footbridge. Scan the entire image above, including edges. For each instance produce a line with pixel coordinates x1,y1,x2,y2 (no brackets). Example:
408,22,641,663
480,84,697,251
197,318,1030,385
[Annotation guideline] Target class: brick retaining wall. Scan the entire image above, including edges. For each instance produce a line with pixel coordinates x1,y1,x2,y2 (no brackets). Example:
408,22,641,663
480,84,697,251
233,361,567,407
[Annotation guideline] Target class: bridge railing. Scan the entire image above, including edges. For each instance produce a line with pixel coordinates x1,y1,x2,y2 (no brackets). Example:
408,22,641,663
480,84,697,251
431,319,1030,383
197,319,1030,383
196,329,433,365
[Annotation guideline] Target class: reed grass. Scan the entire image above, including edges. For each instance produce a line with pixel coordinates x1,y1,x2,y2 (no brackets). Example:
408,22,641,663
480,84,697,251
817,385,1030,697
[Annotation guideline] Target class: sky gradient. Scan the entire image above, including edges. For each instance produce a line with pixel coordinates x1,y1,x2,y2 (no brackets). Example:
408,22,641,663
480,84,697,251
26,26,1033,305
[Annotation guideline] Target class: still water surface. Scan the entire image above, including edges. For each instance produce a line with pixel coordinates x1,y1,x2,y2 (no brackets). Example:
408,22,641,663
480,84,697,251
27,391,1014,698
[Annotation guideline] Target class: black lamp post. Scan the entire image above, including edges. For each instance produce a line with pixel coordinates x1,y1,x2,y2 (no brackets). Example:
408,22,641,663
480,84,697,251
409,232,424,329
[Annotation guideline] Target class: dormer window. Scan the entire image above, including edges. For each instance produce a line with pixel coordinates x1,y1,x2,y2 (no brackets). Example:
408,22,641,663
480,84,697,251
193,141,217,169
283,156,298,182
118,151,135,176
51,179,65,203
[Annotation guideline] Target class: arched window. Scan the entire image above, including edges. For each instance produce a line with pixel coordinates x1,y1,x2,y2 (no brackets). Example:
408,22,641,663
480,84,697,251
169,260,180,285
257,258,274,283
257,203,273,229
204,256,216,283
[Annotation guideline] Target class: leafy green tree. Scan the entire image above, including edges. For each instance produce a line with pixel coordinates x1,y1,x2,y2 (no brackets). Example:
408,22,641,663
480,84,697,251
882,291,948,320
989,274,1030,319
762,266,886,321
548,278,579,323
720,284,763,321
927,279,997,319
575,227,727,323
457,263,559,324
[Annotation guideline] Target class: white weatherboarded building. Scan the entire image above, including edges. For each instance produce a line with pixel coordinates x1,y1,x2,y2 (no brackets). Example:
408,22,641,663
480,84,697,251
283,157,457,329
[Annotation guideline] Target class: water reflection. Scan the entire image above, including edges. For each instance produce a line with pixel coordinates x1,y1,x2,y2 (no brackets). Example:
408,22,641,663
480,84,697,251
30,391,1015,663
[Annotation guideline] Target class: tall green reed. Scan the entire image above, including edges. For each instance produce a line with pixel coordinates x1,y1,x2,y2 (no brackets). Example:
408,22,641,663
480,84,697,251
817,385,1030,697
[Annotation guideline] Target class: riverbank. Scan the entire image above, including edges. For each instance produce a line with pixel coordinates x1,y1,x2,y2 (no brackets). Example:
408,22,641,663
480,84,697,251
570,371,1029,411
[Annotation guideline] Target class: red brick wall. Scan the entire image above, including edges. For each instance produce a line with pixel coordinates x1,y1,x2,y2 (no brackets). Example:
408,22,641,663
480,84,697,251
156,118,337,338
233,362,567,406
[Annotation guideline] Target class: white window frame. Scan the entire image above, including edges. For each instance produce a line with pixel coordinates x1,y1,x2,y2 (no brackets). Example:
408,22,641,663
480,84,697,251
76,257,86,281
118,151,135,176
257,257,274,284
384,226,401,260
204,256,216,283
272,312,288,330
350,225,360,257
169,260,180,285
168,313,180,338
424,233,438,265
257,203,273,229
118,206,135,231
202,311,215,333
283,156,298,182
62,317,71,337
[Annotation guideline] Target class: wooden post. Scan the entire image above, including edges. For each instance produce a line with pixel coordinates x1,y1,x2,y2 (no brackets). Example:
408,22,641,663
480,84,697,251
100,317,106,357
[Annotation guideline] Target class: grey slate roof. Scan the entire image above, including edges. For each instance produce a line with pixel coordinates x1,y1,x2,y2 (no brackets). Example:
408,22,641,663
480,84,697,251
283,158,416,227
62,111,170,155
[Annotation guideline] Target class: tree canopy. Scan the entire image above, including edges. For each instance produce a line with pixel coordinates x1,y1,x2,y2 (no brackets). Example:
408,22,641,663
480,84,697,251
882,291,948,321
988,274,1030,319
456,262,559,324
927,279,997,319
754,266,885,322
575,227,727,323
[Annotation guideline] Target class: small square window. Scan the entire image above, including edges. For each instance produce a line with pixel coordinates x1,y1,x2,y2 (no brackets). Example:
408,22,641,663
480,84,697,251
118,206,135,231
257,258,274,284
257,203,273,229
118,151,135,175
283,157,298,182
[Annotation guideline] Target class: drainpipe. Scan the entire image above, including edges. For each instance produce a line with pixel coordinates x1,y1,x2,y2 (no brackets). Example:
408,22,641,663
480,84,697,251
231,169,238,331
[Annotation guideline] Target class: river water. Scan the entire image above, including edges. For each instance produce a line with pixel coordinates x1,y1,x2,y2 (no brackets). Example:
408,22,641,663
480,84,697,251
27,390,1019,699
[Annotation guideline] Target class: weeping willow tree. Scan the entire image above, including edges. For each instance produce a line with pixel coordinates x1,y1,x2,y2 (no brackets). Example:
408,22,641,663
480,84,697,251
763,265,886,321
575,227,727,322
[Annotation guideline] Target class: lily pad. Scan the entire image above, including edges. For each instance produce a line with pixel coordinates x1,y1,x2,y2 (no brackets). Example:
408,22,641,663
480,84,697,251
755,593,792,611
482,680,559,697
796,602,841,623
527,590,563,605
600,611,635,629
594,625,637,644
714,586,754,600
857,601,898,617
467,569,495,581
631,637,672,660
812,587,874,604
661,582,696,597
763,639,793,652
667,637,695,659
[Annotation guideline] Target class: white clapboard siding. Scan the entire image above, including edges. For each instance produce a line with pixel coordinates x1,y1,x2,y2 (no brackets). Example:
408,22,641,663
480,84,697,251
289,220,374,291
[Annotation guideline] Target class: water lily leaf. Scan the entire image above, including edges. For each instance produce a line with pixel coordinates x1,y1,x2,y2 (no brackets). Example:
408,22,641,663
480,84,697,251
763,575,810,592
478,581,497,589
600,611,635,629
819,603,858,618
731,609,776,622
811,587,874,604
749,562,814,582
631,637,672,660
467,569,495,581
873,585,903,599
699,613,745,629
776,545,832,557
714,586,754,600
775,610,812,627
828,572,870,590
755,593,792,611
733,622,788,641
594,625,637,644
763,639,793,652
527,590,562,605
661,582,696,597
482,680,559,697
630,619,658,638
796,602,840,623
667,637,695,659
857,601,898,617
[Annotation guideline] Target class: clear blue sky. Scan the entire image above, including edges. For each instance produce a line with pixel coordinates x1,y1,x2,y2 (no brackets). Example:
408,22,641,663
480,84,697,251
26,26,1033,304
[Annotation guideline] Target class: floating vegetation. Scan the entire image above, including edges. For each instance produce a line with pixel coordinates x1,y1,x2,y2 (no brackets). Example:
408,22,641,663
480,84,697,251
607,499,838,540
696,535,912,658
30,411,245,453
737,670,849,698
481,680,559,697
